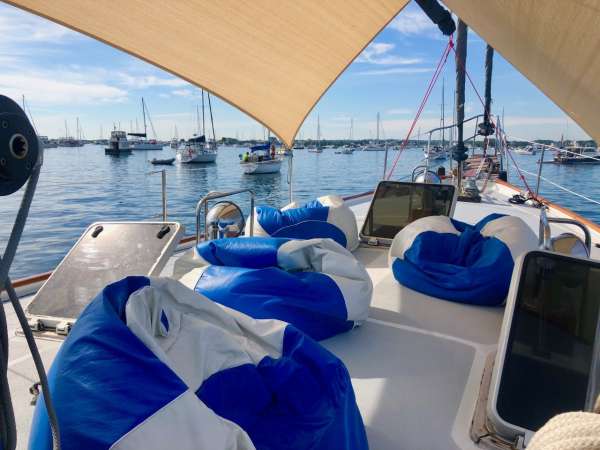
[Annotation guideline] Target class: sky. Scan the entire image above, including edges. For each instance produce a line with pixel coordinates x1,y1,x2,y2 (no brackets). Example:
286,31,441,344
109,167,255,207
0,1,590,142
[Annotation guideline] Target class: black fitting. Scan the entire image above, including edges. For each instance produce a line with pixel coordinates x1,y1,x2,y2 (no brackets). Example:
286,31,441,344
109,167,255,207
415,0,456,36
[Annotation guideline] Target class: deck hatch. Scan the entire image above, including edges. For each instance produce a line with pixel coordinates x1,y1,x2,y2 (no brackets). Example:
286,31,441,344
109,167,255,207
488,250,600,441
26,222,183,333
360,181,456,245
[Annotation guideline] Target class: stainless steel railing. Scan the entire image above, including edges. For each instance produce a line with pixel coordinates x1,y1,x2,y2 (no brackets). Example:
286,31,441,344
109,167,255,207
538,205,592,255
195,189,255,243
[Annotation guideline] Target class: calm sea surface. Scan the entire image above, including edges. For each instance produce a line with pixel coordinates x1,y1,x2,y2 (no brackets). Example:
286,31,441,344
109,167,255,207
1,144,599,278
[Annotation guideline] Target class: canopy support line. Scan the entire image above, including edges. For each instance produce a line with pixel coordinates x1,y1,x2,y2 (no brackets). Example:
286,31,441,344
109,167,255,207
385,37,453,180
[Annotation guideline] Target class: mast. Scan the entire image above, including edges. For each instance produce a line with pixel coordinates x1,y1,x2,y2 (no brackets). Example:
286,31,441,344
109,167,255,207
201,89,206,137
350,118,354,140
196,105,201,135
454,19,468,189
376,112,380,143
141,98,148,138
76,117,80,141
64,120,68,139
317,115,321,148
207,92,216,144
481,44,495,156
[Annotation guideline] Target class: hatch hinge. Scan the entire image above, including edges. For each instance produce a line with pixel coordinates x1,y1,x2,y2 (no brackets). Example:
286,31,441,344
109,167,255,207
55,321,72,336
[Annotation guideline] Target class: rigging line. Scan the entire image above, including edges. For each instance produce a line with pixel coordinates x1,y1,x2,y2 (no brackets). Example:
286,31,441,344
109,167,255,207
386,38,452,179
385,37,453,180
517,167,600,206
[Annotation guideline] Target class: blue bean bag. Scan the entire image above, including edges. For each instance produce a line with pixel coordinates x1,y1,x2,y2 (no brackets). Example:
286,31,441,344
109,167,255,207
192,237,372,340
30,277,368,450
252,195,359,250
389,214,536,305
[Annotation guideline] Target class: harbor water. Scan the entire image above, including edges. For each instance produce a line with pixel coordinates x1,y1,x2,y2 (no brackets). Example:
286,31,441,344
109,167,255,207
1,144,599,279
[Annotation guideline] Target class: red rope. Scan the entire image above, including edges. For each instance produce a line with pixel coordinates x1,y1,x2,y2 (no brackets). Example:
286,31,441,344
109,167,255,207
385,37,453,180
450,45,537,197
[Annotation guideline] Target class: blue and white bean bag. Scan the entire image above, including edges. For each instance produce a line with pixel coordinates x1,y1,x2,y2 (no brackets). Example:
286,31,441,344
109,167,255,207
187,236,372,341
30,277,368,450
389,214,536,306
252,195,360,251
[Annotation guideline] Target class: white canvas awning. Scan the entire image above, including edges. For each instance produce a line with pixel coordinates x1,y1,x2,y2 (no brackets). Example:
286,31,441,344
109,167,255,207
5,1,600,145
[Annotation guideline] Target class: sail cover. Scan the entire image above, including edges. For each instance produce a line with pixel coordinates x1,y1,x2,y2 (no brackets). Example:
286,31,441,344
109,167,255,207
7,1,600,145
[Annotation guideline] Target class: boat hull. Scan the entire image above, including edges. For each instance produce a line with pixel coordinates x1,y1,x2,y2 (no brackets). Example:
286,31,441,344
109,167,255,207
131,142,164,151
105,148,132,156
177,151,217,163
241,159,282,174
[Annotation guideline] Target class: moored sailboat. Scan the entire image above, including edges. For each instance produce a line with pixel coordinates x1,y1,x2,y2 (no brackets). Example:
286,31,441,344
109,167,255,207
129,98,163,150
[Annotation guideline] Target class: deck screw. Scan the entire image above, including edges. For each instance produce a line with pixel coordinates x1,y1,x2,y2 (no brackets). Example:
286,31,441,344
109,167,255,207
1,120,7,128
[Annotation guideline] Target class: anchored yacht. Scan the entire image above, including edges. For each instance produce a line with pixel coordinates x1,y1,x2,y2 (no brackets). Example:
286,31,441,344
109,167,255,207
2,2,600,450
104,129,132,156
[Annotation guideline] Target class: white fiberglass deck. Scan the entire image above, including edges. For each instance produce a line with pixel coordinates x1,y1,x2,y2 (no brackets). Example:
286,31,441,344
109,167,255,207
5,180,600,449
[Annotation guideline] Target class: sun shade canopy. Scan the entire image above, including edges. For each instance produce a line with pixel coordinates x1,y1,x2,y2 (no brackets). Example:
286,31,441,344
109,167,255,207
5,0,408,147
5,1,600,145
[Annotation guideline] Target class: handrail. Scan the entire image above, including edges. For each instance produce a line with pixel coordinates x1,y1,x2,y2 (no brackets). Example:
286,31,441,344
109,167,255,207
539,206,592,254
195,189,255,244
539,206,552,250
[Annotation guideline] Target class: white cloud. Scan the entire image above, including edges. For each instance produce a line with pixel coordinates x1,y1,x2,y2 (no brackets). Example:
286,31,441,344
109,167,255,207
0,5,77,44
0,70,127,105
389,10,437,36
171,89,194,97
356,67,433,76
386,108,413,115
356,42,422,65
117,73,189,89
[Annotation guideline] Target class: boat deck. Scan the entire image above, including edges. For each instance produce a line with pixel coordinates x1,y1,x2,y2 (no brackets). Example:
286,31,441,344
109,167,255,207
5,181,600,449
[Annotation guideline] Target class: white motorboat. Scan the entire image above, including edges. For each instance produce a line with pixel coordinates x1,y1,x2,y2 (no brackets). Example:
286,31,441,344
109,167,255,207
38,136,57,149
335,146,354,154
104,129,132,155
177,136,217,163
424,145,447,160
4,2,600,450
514,144,539,155
362,143,386,151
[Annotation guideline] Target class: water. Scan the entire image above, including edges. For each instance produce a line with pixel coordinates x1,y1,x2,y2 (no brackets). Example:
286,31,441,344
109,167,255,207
1,145,599,279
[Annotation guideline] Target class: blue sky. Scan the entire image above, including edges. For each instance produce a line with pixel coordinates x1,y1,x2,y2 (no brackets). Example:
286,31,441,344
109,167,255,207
0,1,589,141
